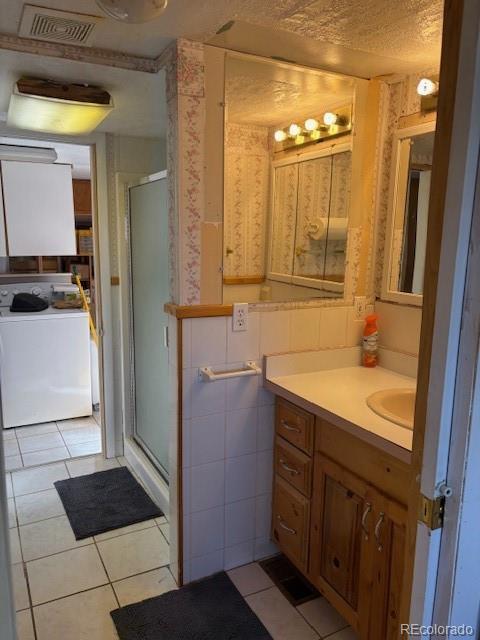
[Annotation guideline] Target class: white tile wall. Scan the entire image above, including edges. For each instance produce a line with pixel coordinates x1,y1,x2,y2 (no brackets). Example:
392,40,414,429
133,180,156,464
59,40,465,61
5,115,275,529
375,301,422,356
181,305,363,581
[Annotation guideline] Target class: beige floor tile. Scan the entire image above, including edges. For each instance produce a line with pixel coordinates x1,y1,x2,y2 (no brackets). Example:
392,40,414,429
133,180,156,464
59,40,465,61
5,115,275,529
97,526,169,582
16,422,58,438
159,522,170,543
94,518,157,542
246,587,319,640
67,440,102,457
4,439,20,457
33,585,119,640
6,472,13,498
297,597,349,638
20,515,92,562
18,432,65,454
22,446,70,467
10,528,22,563
61,425,101,446
5,455,23,472
3,428,17,440
57,416,97,431
12,563,30,611
227,562,274,596
16,609,35,640
27,545,108,605
327,627,358,640
16,489,65,525
8,497,17,528
155,515,168,525
66,454,119,477
113,567,177,607
12,462,68,496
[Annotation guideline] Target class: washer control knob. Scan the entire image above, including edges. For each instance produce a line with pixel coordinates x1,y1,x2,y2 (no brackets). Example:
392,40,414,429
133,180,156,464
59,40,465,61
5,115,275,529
0,290,8,296
31,287,42,296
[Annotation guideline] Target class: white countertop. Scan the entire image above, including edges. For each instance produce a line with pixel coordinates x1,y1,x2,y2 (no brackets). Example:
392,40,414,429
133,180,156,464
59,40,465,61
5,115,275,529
266,362,416,459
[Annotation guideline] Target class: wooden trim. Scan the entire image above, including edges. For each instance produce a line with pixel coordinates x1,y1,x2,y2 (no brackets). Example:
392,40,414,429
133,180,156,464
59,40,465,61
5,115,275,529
223,276,265,285
110,276,120,286
398,111,437,130
164,303,233,318
402,0,464,629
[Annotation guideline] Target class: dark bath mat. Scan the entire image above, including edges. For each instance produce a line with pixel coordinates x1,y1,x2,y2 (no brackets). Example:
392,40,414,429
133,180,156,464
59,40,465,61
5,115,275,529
111,572,272,640
54,466,163,540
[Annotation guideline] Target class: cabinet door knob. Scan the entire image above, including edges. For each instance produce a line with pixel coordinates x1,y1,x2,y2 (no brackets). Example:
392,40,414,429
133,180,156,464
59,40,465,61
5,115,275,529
280,419,301,433
361,502,372,540
276,515,297,535
374,512,385,551
279,458,300,475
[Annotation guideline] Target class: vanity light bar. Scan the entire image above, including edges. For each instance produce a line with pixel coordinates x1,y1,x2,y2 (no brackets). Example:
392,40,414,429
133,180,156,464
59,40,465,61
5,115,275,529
273,104,352,151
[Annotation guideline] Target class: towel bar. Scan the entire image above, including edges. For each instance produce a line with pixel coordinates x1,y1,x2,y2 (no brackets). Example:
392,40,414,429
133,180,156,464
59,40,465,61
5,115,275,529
199,361,261,382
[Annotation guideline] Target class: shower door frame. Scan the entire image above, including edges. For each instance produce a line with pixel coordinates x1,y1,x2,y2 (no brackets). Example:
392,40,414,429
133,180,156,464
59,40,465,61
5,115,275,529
125,171,170,482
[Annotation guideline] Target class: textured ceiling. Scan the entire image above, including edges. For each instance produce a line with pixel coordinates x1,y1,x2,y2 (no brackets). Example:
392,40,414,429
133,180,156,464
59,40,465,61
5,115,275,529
226,56,355,127
0,0,443,73
0,48,166,137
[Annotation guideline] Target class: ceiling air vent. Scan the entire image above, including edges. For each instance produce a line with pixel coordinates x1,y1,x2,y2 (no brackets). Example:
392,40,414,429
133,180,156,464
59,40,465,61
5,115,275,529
18,5,103,47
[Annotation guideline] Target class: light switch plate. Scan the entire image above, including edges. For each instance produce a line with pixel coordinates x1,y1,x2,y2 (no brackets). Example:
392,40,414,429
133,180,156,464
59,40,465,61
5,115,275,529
354,296,367,321
232,302,248,332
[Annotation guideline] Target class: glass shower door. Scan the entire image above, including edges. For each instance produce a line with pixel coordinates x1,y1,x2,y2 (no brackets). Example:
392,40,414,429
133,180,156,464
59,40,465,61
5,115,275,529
128,175,170,479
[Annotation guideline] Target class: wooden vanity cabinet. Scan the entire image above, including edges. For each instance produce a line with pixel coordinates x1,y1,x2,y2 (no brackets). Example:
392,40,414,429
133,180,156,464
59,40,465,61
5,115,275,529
272,397,409,640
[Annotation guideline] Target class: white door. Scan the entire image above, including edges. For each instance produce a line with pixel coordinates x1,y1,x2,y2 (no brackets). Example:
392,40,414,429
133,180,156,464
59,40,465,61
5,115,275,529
409,0,480,633
1,160,76,256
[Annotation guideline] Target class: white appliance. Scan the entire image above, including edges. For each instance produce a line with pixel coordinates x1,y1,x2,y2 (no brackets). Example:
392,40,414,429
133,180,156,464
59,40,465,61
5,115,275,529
0,276,92,428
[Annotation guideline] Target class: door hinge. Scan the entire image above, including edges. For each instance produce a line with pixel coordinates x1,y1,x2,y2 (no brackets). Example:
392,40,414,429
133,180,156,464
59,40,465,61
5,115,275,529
419,494,446,530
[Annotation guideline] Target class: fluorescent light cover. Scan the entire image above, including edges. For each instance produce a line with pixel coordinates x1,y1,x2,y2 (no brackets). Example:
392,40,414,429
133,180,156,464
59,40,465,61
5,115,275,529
7,90,113,135
0,144,57,163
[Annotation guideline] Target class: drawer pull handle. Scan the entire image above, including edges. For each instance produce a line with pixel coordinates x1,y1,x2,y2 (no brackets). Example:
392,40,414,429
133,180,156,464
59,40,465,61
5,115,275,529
280,419,301,433
361,502,372,540
276,516,297,535
279,459,300,475
374,512,385,551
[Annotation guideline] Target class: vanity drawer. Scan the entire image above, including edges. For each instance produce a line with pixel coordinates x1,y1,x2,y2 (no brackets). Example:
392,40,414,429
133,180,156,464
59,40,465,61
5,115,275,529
272,475,310,571
276,398,314,455
275,437,313,497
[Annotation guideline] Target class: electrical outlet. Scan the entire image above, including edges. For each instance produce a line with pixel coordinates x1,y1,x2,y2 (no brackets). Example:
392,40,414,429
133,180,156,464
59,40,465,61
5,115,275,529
232,302,248,332
354,296,367,321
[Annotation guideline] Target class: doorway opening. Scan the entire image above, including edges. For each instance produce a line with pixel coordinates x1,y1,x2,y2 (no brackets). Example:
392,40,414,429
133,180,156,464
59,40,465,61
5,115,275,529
0,137,103,471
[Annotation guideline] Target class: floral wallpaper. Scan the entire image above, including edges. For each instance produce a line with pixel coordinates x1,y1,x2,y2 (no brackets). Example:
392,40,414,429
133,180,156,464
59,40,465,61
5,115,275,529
270,163,298,275
224,123,271,278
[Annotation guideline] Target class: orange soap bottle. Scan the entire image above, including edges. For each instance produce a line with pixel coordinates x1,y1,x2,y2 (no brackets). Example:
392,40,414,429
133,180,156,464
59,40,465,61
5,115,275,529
362,314,378,368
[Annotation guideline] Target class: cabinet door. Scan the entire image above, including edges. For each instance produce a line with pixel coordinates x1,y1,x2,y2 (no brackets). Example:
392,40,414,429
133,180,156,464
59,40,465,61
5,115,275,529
310,454,373,631
367,495,407,640
1,160,76,256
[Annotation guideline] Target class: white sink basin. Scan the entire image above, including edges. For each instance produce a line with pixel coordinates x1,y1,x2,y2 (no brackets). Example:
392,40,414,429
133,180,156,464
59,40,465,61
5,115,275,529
366,388,415,430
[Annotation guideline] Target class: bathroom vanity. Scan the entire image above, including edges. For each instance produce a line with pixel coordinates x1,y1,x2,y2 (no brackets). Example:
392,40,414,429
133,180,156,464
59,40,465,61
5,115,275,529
265,348,416,640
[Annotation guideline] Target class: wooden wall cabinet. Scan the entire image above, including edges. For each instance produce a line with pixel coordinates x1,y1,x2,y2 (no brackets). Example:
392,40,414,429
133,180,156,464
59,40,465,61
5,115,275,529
272,397,409,640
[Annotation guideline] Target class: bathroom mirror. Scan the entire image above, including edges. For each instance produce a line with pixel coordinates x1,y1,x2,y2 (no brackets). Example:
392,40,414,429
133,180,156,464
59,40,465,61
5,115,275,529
382,121,436,305
222,53,356,304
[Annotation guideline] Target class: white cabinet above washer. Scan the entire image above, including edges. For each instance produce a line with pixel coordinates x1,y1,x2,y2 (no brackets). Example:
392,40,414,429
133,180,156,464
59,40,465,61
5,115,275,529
0,160,76,256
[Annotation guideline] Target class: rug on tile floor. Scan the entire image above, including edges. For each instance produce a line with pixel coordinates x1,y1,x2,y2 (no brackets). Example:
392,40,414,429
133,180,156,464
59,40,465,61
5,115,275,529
54,466,163,540
111,572,272,640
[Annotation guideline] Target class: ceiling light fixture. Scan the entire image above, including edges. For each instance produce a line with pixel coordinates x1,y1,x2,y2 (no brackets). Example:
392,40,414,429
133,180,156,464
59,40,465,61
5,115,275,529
304,118,319,131
95,0,168,23
288,123,301,137
7,78,114,136
416,78,439,96
274,129,287,142
0,144,57,163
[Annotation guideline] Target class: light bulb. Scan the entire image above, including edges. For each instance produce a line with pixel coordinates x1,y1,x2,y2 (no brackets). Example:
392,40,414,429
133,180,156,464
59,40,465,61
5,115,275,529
289,123,301,137
323,112,338,126
417,78,438,96
274,129,287,142
304,118,319,131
